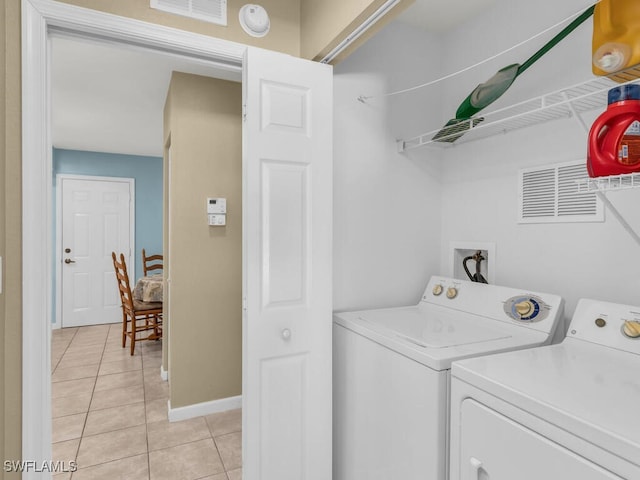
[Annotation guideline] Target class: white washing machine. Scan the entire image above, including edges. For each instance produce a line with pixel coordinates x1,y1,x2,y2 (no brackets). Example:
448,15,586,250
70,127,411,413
450,298,640,480
333,276,564,480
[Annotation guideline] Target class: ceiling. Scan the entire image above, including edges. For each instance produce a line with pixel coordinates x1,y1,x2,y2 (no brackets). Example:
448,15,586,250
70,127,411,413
396,0,499,32
51,35,241,158
51,0,499,158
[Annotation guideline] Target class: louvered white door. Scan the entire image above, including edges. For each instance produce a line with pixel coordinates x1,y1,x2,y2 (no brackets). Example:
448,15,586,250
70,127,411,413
242,47,333,480
61,176,133,327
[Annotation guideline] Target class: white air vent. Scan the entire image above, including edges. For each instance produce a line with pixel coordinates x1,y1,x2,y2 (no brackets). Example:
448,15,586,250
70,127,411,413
519,160,603,223
151,0,227,26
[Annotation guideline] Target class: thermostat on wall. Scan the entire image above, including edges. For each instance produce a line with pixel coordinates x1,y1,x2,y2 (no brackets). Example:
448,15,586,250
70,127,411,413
207,197,226,214
207,197,226,226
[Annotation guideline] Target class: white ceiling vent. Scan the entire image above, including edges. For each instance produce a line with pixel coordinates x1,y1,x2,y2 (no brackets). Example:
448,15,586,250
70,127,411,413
151,0,227,26
519,160,603,223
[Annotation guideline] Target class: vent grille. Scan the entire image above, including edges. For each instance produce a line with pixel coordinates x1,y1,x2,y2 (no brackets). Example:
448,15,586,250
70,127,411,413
151,0,227,26
519,161,603,223
521,168,555,218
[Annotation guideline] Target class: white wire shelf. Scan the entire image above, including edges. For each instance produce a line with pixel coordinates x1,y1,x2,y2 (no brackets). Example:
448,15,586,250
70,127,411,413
399,65,640,151
576,172,640,193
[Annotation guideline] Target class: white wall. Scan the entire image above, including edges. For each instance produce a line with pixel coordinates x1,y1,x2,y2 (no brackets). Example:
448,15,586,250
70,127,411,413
334,0,640,327
438,0,640,322
438,0,596,118
333,22,444,311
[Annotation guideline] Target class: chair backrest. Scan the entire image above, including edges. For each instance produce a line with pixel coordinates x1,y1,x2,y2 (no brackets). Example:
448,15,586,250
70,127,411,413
112,252,135,313
142,248,163,276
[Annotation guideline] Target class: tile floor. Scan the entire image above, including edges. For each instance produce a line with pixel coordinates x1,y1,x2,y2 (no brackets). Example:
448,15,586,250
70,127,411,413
51,323,242,480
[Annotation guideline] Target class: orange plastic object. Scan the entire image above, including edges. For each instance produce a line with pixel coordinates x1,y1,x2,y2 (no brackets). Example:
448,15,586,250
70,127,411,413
592,0,640,82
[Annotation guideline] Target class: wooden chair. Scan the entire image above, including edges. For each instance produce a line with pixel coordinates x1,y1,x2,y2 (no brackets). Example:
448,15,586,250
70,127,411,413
142,248,163,276
112,252,163,355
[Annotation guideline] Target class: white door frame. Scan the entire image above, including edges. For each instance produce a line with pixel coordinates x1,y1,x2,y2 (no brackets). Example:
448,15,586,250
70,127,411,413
22,0,245,476
54,174,135,329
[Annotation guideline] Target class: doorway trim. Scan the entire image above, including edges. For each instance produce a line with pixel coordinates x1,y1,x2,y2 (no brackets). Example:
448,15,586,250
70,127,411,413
54,174,136,329
22,0,245,476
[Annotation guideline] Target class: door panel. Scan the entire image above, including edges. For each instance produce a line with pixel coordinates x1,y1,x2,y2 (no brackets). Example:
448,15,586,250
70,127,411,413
260,354,307,478
243,47,333,479
262,161,308,306
61,177,133,328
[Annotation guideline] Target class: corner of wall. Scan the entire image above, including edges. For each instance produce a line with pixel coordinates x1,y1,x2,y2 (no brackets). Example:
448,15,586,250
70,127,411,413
300,0,415,62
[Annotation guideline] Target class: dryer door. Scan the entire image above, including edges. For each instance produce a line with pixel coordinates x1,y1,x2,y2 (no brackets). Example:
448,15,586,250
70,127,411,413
457,399,624,480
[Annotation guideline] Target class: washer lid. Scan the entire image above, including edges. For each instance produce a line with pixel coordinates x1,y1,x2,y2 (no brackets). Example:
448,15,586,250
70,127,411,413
358,306,511,348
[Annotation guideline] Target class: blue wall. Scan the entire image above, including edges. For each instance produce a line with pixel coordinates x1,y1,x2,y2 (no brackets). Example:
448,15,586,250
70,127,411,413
52,148,163,324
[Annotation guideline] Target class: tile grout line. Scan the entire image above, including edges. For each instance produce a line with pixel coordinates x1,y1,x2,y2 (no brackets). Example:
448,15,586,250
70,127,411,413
142,329,152,480
76,324,148,476
210,433,230,480
51,327,79,373
71,326,109,479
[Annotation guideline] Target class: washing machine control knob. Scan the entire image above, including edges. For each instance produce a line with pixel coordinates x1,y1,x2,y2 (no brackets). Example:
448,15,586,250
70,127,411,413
446,287,458,299
504,295,546,322
432,284,443,296
622,320,640,338
515,301,534,318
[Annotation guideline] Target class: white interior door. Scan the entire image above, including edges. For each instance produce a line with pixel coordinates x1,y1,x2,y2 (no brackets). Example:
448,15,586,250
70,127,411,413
243,47,333,479
60,176,134,328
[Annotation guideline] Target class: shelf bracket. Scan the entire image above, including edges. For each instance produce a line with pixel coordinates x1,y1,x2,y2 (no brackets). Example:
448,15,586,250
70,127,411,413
563,92,590,134
594,190,640,247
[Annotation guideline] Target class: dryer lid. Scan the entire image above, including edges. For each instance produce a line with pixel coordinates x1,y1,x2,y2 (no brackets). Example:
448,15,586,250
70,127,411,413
358,306,511,349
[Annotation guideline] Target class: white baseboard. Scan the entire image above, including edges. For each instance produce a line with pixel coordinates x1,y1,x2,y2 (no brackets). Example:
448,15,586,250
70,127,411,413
160,365,168,382
168,395,242,423
51,320,61,330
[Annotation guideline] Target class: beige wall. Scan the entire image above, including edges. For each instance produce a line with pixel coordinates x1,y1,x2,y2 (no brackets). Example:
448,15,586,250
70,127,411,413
164,72,242,408
1,1,22,477
300,0,414,62
58,0,301,56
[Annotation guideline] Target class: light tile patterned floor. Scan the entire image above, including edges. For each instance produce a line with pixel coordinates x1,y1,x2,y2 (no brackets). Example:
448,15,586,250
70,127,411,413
51,324,242,480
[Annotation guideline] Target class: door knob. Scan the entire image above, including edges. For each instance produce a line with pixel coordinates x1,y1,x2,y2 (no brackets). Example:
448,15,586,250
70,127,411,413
281,328,291,340
64,258,76,264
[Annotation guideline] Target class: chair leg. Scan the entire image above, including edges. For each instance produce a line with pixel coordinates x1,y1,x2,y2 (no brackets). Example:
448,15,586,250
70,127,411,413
153,314,161,340
130,316,136,356
121,311,127,348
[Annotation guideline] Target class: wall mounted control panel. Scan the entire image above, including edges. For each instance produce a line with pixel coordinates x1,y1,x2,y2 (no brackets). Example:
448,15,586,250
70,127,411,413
422,276,564,336
207,197,226,226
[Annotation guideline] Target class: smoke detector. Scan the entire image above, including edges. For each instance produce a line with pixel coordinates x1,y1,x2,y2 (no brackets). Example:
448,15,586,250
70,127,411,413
239,4,270,37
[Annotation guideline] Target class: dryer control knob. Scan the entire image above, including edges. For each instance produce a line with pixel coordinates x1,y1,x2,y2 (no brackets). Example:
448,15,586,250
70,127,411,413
433,284,443,296
515,301,534,317
446,287,458,299
622,320,640,338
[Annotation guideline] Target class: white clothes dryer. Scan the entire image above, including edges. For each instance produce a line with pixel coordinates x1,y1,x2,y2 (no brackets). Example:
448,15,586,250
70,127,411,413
450,298,640,480
333,276,564,480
